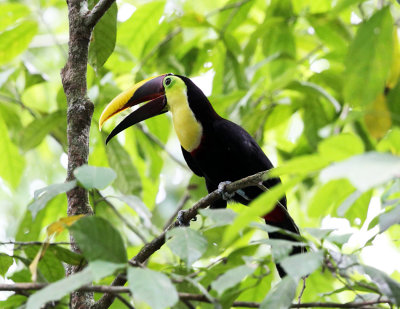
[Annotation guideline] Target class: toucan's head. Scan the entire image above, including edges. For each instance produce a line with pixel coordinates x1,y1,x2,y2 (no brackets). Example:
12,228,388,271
99,73,216,148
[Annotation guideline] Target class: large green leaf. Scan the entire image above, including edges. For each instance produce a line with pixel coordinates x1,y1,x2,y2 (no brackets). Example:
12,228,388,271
118,1,165,59
211,265,255,295
0,116,25,189
280,251,324,278
69,216,127,264
128,267,178,309
0,20,38,65
26,261,122,309
318,133,364,162
362,265,400,305
19,111,65,151
320,152,400,192
0,254,13,277
0,3,30,32
74,164,116,190
0,295,27,309
260,276,298,309
223,176,303,245
88,1,117,70
28,181,77,219
166,227,208,266
105,138,141,195
344,7,393,107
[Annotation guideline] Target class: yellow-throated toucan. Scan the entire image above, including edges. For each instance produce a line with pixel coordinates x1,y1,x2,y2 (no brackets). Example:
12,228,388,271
99,73,302,277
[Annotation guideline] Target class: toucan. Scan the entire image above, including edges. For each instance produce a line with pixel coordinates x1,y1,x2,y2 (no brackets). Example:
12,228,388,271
99,73,302,277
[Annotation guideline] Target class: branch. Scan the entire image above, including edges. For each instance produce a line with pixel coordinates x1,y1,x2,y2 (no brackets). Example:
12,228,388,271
0,241,71,246
92,170,270,308
0,284,392,308
85,0,116,28
136,123,189,170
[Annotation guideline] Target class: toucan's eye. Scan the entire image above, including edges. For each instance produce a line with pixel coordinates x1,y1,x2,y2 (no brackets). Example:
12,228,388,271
165,77,172,86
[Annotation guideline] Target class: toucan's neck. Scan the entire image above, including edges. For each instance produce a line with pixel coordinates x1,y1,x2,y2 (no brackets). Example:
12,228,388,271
177,75,220,127
166,76,220,152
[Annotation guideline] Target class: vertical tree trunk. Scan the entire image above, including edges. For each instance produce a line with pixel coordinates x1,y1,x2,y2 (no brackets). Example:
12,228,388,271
61,0,94,307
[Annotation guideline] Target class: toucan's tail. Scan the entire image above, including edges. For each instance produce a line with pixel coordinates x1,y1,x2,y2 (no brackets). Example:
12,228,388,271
263,204,303,277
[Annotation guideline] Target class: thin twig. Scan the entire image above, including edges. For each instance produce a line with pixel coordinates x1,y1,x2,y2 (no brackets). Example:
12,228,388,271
206,0,253,18
94,190,148,243
114,294,135,309
297,277,307,306
136,123,189,170
85,0,116,28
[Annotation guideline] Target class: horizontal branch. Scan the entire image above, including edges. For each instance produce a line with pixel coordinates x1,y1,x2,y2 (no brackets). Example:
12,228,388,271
0,283,391,308
0,241,71,246
93,170,270,308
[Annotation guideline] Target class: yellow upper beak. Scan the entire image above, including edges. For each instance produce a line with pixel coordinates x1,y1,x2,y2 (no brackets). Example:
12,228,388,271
99,74,165,130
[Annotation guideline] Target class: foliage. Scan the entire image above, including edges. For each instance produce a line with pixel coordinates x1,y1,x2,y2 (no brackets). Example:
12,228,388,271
0,0,400,308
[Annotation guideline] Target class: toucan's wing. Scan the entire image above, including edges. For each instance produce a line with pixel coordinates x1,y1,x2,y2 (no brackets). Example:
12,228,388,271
181,146,203,177
213,119,275,174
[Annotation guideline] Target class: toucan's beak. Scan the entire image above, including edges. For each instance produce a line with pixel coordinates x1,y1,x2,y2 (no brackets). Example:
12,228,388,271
99,74,168,144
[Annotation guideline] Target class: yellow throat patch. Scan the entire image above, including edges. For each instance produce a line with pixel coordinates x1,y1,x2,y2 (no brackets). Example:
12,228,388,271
165,77,203,152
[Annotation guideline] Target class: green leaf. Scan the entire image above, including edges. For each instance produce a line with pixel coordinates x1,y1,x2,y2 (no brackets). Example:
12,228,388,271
280,251,324,278
19,111,65,151
308,179,355,218
0,294,27,309
24,63,46,88
387,80,400,127
105,138,141,195
0,3,30,32
74,164,116,190
88,260,125,281
69,216,127,264
211,265,255,295
289,81,341,112
318,133,365,162
118,1,165,59
307,15,351,51
320,152,400,192
127,267,178,309
344,7,393,107
200,208,237,228
0,20,38,65
28,181,77,219
362,265,400,305
377,203,400,233
88,2,117,70
0,115,25,189
271,155,330,177
26,262,119,309
0,254,13,277
223,176,303,245
47,245,84,266
260,276,298,309
166,227,208,266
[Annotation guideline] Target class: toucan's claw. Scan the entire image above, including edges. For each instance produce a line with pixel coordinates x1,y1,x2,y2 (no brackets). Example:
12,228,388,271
177,210,189,226
177,210,197,227
217,181,235,200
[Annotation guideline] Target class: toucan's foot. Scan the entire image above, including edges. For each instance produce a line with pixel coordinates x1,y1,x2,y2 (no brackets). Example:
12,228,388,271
177,210,189,226
217,181,251,202
177,210,197,227
218,181,235,200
